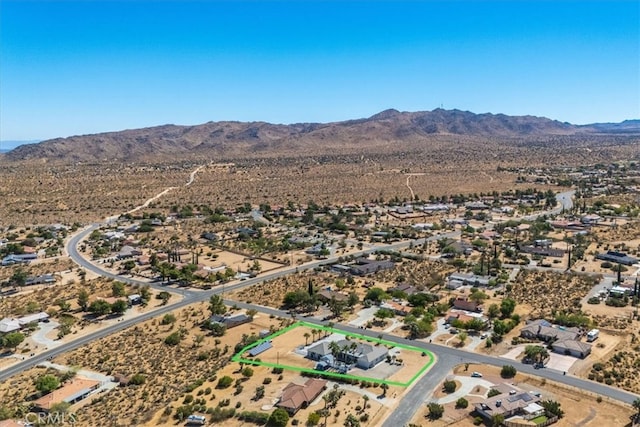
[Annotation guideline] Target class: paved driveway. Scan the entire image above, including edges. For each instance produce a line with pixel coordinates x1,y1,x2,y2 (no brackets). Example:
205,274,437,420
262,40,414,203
31,320,62,349
546,353,576,372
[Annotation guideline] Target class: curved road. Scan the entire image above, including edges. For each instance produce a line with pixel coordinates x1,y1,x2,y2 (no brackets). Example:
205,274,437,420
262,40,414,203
10,186,632,426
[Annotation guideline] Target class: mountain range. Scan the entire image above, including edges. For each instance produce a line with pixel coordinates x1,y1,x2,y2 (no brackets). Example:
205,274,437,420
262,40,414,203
4,109,639,162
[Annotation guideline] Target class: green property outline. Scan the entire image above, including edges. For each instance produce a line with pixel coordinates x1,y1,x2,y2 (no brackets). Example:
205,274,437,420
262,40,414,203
231,321,435,387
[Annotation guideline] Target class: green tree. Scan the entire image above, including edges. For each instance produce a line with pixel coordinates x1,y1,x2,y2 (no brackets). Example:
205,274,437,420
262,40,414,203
427,402,444,420
541,400,564,419
267,408,289,427
209,294,226,316
500,298,516,318
111,281,126,297
10,269,27,287
491,413,505,427
500,365,517,378
110,299,128,314
443,380,457,393
487,303,500,320
88,299,112,316
35,374,60,394
455,397,469,409
632,398,640,422
77,289,90,311
2,332,25,351
307,412,321,426
343,414,360,427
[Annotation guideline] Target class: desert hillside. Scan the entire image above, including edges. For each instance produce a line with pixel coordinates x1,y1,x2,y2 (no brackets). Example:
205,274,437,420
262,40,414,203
5,109,639,163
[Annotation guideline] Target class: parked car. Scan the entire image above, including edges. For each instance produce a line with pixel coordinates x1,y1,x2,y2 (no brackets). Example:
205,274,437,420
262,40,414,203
471,372,483,378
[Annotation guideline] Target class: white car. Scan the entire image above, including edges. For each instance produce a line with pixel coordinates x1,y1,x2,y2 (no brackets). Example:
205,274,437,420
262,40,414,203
471,372,483,378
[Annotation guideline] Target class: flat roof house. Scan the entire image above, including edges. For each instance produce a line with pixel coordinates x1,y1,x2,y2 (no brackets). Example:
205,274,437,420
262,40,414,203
595,251,639,266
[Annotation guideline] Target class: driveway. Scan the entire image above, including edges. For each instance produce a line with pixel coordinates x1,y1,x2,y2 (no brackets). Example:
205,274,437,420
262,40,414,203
348,307,377,327
546,353,577,372
31,320,62,349
433,376,495,404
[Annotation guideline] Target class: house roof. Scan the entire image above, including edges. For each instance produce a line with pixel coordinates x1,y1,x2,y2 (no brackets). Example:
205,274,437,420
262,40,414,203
0,318,20,333
277,379,327,412
475,390,540,417
552,339,592,354
33,377,101,410
453,298,481,312
0,420,24,427
316,290,348,302
18,311,49,326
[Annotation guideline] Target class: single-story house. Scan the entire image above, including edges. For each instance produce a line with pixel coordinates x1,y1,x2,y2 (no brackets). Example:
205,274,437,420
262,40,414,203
474,388,543,421
2,253,37,266
452,297,482,312
316,290,348,303
307,339,388,370
380,301,412,316
33,377,101,412
0,318,20,334
447,273,491,287
387,283,418,296
24,274,56,286
208,313,251,329
595,251,638,266
551,339,592,358
18,312,50,326
117,245,142,259
276,378,327,415
520,319,580,342
349,258,395,276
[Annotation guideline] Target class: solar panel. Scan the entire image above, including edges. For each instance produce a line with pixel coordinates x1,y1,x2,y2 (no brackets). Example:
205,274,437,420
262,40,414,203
249,341,272,356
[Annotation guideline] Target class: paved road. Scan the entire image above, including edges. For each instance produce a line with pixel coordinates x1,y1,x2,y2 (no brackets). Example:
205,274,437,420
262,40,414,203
9,187,637,425
228,301,640,405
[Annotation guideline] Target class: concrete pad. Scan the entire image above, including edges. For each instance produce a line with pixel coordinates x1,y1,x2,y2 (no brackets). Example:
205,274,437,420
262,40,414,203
546,353,576,372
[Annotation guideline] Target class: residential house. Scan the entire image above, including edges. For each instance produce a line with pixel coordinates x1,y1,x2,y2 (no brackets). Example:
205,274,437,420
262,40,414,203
2,253,37,266
380,301,412,316
306,339,388,370
595,251,638,266
520,319,580,342
117,245,142,260
447,273,490,287
276,379,327,415
349,258,395,276
452,297,482,312
33,377,101,412
24,274,56,286
0,318,20,334
474,388,544,422
208,313,251,329
551,339,592,358
387,283,418,296
316,290,348,304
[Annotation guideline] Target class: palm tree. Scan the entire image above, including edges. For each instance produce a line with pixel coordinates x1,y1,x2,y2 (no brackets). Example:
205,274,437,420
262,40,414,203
311,329,317,342
361,395,369,413
304,332,310,346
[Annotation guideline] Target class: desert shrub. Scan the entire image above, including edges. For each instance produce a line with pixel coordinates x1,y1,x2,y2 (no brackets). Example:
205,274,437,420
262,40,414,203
455,397,469,409
238,411,272,425
129,374,146,385
501,365,517,378
443,380,457,393
473,416,483,425
263,377,272,385
164,331,181,346
427,402,444,420
216,376,233,389
587,297,600,305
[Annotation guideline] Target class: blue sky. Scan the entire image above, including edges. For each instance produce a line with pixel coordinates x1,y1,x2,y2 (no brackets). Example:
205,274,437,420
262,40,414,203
1,0,638,142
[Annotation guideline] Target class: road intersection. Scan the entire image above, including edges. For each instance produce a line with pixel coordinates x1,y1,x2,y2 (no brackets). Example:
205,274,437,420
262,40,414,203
6,188,637,425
